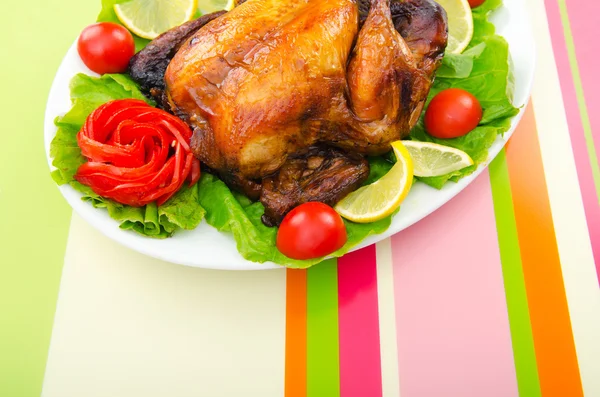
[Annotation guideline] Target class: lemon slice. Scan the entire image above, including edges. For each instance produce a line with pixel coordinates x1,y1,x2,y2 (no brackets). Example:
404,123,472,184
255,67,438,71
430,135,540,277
402,141,474,177
115,0,199,40
335,141,413,223
198,0,236,15
435,0,474,54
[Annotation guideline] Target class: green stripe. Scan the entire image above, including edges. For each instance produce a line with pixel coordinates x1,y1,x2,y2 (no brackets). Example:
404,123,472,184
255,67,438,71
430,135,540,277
0,1,95,395
307,259,340,397
489,151,542,397
557,0,600,204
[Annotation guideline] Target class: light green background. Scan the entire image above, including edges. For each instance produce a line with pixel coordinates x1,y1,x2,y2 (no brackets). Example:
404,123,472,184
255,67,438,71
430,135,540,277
0,1,98,396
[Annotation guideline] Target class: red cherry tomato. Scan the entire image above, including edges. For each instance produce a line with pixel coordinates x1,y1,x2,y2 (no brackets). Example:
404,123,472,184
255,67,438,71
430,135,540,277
468,0,486,7
277,202,347,260
77,22,135,75
424,88,483,139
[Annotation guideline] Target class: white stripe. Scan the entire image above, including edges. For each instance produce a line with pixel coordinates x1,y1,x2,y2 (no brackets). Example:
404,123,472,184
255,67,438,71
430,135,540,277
376,239,401,397
42,214,286,397
526,0,600,395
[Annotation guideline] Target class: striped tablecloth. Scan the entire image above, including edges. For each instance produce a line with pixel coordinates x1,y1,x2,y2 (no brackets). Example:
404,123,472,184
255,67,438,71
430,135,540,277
2,0,600,396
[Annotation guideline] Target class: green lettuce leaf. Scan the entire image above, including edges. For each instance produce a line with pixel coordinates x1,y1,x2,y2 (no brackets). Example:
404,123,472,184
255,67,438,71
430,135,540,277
198,174,392,268
474,0,504,16
408,0,519,189
72,180,205,238
436,43,486,79
50,73,204,238
364,156,394,185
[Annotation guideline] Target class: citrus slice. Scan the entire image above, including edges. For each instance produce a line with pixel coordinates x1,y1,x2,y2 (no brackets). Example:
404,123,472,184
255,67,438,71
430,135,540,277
402,141,474,177
198,0,236,16
335,141,414,223
435,0,474,54
114,0,199,40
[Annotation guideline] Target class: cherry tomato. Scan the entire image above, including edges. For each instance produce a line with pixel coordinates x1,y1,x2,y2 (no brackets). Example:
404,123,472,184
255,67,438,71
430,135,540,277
424,88,482,139
468,0,486,8
277,202,347,260
77,22,135,75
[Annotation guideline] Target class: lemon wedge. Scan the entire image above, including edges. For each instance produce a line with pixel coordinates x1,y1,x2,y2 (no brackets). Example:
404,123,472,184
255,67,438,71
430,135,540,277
335,141,413,223
199,0,236,15
402,141,474,177
115,0,198,40
435,0,474,54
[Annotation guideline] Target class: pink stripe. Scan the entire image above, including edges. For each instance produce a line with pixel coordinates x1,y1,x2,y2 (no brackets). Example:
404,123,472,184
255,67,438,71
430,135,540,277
391,171,518,397
338,245,383,397
545,0,600,282
564,0,600,174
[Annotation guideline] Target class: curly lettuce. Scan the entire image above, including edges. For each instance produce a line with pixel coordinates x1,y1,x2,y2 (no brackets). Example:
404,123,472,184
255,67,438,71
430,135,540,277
50,73,205,238
409,0,519,188
198,172,394,269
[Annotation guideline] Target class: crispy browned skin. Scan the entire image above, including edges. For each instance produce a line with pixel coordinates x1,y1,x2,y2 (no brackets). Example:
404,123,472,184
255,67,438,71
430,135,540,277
359,0,448,59
235,0,448,92
260,146,369,226
261,1,446,224
128,11,225,105
390,0,448,76
168,0,354,179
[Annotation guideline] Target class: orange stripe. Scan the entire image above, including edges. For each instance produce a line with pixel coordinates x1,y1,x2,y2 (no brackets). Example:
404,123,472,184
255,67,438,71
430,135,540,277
505,104,583,396
285,269,307,397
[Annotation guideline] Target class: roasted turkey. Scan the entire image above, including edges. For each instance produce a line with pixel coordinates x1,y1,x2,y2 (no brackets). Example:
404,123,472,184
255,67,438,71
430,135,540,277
129,0,447,225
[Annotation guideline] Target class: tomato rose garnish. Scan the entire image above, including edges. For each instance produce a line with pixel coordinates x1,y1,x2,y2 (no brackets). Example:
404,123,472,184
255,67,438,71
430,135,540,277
74,99,201,207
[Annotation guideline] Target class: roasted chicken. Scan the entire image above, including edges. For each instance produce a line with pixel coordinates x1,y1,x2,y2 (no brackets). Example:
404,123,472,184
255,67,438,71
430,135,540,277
129,0,447,225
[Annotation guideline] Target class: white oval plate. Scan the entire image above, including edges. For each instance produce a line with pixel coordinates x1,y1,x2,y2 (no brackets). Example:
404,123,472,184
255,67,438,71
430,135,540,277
45,0,535,270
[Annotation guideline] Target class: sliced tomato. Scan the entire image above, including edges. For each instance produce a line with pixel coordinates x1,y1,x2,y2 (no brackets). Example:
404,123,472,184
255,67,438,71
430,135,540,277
74,99,202,207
